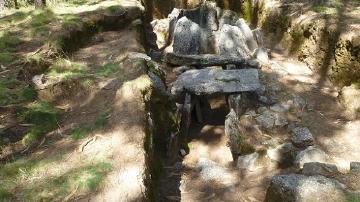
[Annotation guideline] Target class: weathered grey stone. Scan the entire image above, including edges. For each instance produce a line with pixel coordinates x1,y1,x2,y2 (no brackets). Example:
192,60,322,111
302,162,339,177
252,28,264,47
350,162,360,172
197,158,233,184
256,111,275,129
216,24,251,58
293,95,306,109
173,66,192,75
270,103,290,113
173,16,201,55
237,152,260,171
255,110,288,129
228,93,252,117
291,127,315,148
265,174,346,202
225,109,242,159
164,53,259,67
274,114,288,127
171,68,261,96
218,9,237,28
235,19,258,51
267,143,297,165
295,146,328,168
253,48,269,64
199,1,218,31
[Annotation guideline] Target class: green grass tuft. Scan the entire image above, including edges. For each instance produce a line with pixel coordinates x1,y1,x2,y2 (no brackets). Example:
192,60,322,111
95,62,122,77
0,78,36,106
29,9,56,28
0,31,23,51
69,127,92,140
0,189,13,202
19,101,59,146
47,59,87,80
94,112,109,129
0,52,14,64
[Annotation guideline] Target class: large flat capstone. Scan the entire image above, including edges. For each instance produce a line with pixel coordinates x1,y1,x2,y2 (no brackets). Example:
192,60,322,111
171,68,261,96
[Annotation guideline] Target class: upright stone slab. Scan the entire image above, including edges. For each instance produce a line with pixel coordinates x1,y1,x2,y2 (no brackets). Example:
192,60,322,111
200,1,218,31
235,19,258,52
173,16,201,55
216,24,251,58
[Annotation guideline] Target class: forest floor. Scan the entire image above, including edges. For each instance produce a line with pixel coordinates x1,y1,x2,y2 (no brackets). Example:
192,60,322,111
0,0,154,201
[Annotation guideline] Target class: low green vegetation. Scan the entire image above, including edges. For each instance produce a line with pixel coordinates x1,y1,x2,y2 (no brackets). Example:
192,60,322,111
94,111,109,129
0,155,112,201
47,59,87,80
19,101,59,146
0,52,14,64
0,78,36,106
70,127,92,140
95,62,122,77
0,31,23,52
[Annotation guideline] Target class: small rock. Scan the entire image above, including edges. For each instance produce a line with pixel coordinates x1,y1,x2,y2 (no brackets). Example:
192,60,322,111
274,114,288,127
350,162,360,172
253,48,269,64
270,103,290,113
267,142,296,165
197,158,232,184
237,152,263,171
291,127,315,148
180,149,187,156
293,95,306,109
245,109,256,117
256,110,275,129
295,146,328,168
265,174,346,202
302,162,339,177
259,95,269,104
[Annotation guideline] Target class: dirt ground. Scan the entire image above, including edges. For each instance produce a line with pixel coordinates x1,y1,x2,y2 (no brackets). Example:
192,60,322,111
157,44,360,201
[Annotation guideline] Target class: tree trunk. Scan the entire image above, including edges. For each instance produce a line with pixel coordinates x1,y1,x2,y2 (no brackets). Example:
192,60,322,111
34,0,46,8
0,0,5,17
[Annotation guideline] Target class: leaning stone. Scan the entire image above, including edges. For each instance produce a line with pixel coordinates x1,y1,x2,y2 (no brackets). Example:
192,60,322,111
228,93,252,117
225,109,242,159
173,16,201,55
253,48,269,64
235,19,258,51
252,28,264,47
265,174,346,202
171,68,261,97
302,162,339,177
215,24,251,58
350,162,360,172
291,127,315,148
295,146,328,168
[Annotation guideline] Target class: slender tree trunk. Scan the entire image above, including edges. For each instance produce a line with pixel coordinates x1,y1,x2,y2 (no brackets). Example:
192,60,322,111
0,0,5,17
34,0,46,8
14,0,19,9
